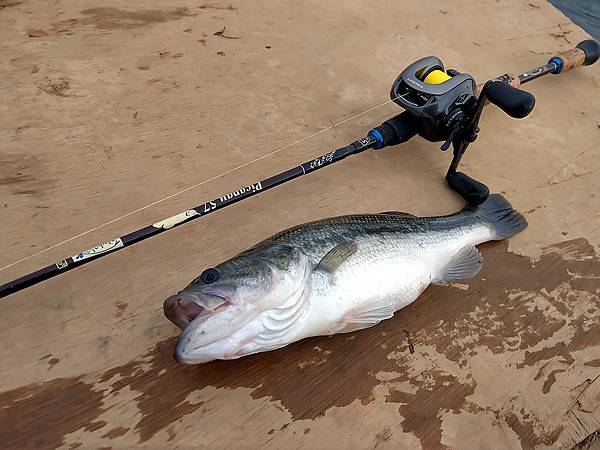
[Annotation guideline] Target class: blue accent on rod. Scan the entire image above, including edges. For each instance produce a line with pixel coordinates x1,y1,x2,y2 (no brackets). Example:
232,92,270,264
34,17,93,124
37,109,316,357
368,129,384,149
549,57,563,74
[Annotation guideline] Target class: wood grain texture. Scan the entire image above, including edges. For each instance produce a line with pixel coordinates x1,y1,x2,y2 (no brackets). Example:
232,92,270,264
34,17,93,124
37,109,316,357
1,0,599,448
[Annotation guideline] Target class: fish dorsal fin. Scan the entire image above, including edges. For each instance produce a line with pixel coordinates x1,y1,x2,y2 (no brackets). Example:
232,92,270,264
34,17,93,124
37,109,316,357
379,211,415,218
315,240,357,274
433,246,482,283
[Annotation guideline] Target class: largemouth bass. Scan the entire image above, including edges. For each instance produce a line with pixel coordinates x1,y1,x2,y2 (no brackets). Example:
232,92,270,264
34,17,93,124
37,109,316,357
164,194,527,364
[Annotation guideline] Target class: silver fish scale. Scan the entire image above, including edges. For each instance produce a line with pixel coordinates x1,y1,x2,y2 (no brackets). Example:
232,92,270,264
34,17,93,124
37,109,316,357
247,211,485,266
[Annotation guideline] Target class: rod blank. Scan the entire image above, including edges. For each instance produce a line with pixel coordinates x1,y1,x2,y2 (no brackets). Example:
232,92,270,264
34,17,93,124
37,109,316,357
0,137,376,298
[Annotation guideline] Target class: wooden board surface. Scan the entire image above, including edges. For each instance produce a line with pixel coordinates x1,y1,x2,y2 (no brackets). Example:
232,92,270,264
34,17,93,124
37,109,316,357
1,0,599,448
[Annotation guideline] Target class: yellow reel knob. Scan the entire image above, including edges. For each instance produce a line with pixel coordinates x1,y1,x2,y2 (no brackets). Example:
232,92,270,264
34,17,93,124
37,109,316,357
424,69,452,84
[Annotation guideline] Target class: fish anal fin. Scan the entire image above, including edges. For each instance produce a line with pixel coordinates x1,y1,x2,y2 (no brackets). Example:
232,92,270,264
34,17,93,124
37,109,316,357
315,240,357,274
433,246,482,283
338,301,396,333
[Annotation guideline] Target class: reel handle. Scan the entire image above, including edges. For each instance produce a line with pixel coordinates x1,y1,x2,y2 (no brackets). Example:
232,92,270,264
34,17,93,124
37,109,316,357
446,172,489,205
484,81,536,119
550,40,600,73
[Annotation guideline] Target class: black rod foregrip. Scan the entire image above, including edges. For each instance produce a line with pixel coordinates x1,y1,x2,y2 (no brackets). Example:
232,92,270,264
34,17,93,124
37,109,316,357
0,136,377,299
368,111,418,149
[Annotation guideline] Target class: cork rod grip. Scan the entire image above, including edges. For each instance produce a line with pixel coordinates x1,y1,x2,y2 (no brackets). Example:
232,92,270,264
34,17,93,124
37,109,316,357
553,47,586,73
553,40,600,73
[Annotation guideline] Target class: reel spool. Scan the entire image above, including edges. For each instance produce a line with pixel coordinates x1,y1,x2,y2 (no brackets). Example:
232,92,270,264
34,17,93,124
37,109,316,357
390,56,477,143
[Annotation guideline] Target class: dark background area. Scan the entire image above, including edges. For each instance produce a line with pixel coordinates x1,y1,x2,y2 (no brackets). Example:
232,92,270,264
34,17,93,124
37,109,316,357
550,0,600,40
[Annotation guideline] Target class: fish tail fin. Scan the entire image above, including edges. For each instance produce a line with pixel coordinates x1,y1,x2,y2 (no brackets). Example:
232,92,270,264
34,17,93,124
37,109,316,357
464,194,528,240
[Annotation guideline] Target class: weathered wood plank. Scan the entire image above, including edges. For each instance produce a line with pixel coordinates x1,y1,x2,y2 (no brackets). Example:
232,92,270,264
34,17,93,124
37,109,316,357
0,0,599,448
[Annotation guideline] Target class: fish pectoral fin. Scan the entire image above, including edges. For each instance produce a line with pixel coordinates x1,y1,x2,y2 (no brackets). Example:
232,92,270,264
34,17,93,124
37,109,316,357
379,211,416,218
314,240,357,274
338,301,396,333
433,245,482,283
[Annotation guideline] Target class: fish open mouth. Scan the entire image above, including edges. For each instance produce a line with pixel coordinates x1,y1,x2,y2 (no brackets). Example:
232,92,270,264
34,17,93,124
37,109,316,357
163,289,231,330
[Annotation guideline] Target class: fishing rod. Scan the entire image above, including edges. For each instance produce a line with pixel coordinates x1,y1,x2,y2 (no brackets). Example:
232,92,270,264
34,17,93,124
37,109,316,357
1,39,598,298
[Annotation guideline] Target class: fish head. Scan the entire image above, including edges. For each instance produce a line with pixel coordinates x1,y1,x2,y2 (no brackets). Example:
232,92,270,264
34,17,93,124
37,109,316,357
164,243,311,364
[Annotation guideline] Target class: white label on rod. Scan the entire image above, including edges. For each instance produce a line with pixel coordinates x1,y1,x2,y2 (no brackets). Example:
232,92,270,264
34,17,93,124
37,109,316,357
72,238,124,262
152,210,199,230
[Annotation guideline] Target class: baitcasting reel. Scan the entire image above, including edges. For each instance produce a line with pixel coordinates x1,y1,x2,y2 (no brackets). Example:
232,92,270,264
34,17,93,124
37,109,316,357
369,54,541,205
390,56,477,143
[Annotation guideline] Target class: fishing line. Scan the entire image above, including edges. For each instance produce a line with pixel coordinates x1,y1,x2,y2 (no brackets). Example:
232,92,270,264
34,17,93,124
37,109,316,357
3,39,600,297
0,97,397,273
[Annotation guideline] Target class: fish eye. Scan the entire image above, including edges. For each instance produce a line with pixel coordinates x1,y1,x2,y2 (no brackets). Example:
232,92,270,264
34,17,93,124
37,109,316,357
200,267,221,284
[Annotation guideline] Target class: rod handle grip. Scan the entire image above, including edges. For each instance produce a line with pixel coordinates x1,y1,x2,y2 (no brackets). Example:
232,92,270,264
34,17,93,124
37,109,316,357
550,40,600,73
369,111,418,149
484,80,536,119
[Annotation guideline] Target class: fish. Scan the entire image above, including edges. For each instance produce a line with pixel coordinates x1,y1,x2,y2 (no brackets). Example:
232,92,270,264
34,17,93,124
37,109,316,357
163,194,527,364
